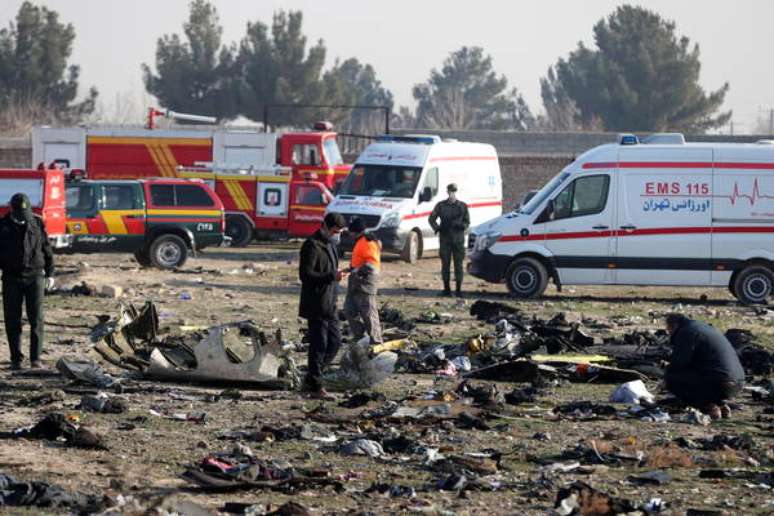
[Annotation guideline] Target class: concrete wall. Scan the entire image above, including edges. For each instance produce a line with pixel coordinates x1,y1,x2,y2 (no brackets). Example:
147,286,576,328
0,137,30,168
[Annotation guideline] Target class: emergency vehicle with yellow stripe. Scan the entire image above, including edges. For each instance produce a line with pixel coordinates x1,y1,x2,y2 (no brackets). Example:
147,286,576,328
32,116,350,246
64,177,225,269
468,133,774,304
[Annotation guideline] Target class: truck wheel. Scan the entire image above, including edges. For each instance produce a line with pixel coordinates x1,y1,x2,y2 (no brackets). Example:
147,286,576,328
149,234,188,270
505,257,548,298
226,216,253,247
733,265,774,304
401,230,421,264
133,249,151,267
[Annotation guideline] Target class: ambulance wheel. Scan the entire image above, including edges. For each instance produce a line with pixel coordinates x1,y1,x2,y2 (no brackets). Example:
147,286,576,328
505,258,548,298
226,216,253,247
133,249,152,267
401,230,421,264
149,234,188,270
733,265,774,304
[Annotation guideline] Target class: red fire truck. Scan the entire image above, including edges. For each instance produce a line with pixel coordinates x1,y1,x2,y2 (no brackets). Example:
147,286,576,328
0,165,71,248
32,116,351,245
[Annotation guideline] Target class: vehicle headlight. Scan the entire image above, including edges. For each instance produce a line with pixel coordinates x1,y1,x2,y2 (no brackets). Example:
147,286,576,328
474,231,502,252
380,211,401,229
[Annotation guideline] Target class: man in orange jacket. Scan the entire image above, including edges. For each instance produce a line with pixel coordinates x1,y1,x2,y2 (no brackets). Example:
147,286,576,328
343,217,383,344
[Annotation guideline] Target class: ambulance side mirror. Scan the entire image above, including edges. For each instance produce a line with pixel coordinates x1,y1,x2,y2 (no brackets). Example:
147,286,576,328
419,187,432,203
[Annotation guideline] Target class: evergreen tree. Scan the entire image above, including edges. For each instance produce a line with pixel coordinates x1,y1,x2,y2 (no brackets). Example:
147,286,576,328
545,5,730,132
412,46,534,130
142,0,239,120
0,1,97,123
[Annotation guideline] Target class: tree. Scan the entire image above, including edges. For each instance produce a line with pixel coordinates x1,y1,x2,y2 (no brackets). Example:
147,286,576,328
237,10,328,127
0,1,96,123
143,0,239,120
546,5,730,132
323,58,394,135
539,66,596,131
412,46,534,131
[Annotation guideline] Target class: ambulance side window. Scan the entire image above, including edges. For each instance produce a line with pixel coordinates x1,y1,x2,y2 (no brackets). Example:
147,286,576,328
422,167,439,198
552,175,609,220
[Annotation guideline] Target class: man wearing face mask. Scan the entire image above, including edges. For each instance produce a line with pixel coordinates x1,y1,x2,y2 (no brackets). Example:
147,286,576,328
0,193,55,370
429,183,470,297
298,212,349,399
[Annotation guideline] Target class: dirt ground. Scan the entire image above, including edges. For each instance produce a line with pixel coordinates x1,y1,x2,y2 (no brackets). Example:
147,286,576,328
0,243,772,515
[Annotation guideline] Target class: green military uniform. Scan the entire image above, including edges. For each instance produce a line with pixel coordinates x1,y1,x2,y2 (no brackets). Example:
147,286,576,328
0,193,54,369
429,189,470,296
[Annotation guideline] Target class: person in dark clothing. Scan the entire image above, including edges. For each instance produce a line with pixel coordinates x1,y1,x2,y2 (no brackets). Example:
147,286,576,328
0,193,55,370
298,212,348,398
428,183,470,297
664,314,745,419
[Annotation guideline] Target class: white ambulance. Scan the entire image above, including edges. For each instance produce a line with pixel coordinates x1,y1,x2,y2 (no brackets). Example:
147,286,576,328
468,133,774,304
327,135,502,262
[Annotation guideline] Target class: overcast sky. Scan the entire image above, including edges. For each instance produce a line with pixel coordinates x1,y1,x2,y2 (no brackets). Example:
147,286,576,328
4,0,774,133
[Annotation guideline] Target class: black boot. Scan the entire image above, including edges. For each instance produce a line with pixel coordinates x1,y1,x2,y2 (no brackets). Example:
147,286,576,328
455,281,463,298
439,281,452,297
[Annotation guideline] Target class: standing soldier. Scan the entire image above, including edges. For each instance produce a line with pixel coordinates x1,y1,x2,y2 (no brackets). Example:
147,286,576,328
343,217,383,345
298,212,348,399
429,183,470,297
0,193,55,370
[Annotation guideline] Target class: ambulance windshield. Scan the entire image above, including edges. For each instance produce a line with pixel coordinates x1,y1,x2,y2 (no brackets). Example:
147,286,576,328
520,171,570,215
340,165,422,198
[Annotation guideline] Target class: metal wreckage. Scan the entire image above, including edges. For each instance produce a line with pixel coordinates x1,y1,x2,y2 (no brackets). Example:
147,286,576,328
88,300,397,390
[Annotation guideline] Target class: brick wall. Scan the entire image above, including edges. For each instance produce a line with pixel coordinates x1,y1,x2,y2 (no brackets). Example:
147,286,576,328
499,154,573,210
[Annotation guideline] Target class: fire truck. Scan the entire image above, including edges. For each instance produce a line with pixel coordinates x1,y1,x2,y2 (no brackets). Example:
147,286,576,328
32,111,351,246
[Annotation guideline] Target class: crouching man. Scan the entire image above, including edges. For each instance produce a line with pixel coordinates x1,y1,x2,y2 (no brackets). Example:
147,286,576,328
343,217,383,345
664,313,745,419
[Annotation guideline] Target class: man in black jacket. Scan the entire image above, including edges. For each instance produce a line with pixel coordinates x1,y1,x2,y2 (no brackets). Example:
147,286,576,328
0,193,55,370
664,314,745,419
298,212,348,398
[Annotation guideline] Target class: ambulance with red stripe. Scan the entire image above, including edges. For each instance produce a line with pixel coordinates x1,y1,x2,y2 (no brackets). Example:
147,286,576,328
468,133,774,304
327,135,502,263
31,121,350,246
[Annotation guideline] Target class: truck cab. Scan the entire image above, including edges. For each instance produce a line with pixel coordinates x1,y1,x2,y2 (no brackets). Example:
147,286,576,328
65,177,225,269
0,167,71,249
